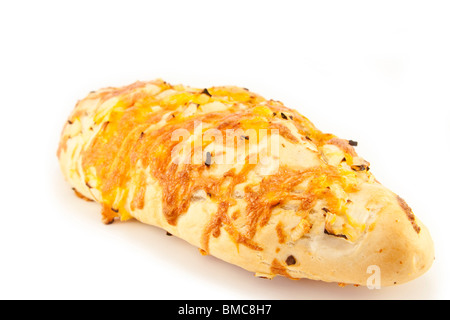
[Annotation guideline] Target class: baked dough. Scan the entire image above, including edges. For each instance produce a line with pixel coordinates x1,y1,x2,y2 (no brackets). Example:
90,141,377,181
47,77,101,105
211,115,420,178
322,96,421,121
57,79,434,286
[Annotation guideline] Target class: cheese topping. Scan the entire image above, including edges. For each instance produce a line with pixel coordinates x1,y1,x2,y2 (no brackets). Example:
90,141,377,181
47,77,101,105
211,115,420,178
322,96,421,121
58,79,381,254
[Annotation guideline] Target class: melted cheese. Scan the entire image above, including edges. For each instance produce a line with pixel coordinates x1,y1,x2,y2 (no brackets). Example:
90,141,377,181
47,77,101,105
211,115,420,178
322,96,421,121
59,79,377,254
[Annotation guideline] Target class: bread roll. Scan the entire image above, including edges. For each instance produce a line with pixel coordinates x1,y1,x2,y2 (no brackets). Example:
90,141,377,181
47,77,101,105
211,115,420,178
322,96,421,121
57,79,434,286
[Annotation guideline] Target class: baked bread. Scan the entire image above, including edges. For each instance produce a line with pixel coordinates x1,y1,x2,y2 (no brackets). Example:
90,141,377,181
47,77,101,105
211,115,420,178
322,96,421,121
57,79,434,287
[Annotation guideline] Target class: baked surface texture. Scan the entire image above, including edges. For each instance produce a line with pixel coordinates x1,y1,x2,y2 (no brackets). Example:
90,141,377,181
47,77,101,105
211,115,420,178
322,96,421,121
58,79,434,286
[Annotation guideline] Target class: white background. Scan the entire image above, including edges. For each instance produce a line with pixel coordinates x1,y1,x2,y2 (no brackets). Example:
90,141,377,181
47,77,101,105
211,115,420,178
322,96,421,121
1,0,449,300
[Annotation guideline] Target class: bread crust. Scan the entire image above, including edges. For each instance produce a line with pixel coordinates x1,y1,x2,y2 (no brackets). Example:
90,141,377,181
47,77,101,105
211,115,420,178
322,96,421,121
58,80,434,286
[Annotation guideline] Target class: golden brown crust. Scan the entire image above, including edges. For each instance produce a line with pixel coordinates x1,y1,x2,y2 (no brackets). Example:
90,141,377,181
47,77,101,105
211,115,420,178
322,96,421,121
72,188,94,202
58,79,434,286
397,195,421,234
